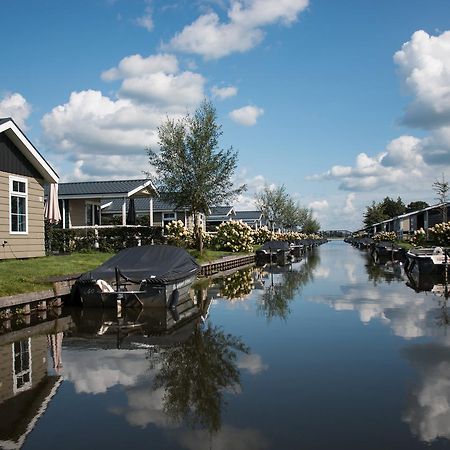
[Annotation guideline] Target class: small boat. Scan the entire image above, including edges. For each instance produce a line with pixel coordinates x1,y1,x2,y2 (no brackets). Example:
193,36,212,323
256,241,292,266
405,246,450,276
371,241,406,264
74,245,199,308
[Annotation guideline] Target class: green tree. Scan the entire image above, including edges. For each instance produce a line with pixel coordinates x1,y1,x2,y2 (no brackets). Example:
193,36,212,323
363,201,388,227
381,196,406,218
147,100,246,253
255,184,290,231
255,185,317,231
406,201,429,213
302,214,321,234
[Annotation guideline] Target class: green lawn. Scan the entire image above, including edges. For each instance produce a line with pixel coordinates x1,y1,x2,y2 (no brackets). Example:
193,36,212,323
0,252,114,297
0,248,256,297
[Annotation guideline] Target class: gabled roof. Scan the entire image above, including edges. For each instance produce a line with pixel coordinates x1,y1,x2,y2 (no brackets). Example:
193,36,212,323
57,179,157,199
0,117,59,183
235,210,263,221
208,206,234,218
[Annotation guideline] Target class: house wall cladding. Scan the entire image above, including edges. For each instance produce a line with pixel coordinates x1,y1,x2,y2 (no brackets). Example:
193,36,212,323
0,133,42,179
0,170,46,260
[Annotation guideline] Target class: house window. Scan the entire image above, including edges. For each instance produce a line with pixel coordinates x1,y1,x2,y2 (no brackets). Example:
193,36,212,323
162,212,177,231
12,339,32,394
9,176,28,234
86,203,100,226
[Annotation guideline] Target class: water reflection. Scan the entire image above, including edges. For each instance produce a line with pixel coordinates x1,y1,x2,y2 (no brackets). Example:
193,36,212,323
0,316,72,449
364,253,405,285
258,251,320,321
149,323,249,433
402,337,450,443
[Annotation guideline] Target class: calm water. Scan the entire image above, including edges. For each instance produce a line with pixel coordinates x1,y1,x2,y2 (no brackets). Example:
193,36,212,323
3,240,450,449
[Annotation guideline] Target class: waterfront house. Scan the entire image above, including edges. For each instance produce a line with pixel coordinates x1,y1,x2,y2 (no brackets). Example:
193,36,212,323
101,195,205,231
206,206,235,231
0,118,59,260
234,210,264,229
55,179,157,228
364,202,450,237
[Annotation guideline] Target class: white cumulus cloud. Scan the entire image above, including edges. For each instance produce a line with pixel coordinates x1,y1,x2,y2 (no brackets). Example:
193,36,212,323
229,105,264,126
0,92,32,130
166,0,309,59
211,85,238,100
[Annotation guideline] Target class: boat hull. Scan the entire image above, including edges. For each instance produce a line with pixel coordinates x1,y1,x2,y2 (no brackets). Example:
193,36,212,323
77,273,197,308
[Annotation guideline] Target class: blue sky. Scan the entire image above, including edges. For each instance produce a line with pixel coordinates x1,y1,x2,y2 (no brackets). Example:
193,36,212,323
2,0,450,230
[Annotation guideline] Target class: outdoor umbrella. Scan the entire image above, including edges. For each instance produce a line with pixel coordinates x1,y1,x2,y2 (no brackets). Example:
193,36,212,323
126,197,136,225
44,183,61,223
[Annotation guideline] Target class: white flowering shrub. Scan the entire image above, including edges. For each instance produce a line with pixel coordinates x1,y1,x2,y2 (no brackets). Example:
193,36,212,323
253,226,275,244
373,231,397,242
429,222,450,245
214,220,254,252
411,228,426,246
165,220,194,248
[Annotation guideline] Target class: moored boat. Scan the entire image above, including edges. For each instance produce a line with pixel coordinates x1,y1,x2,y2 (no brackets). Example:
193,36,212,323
256,241,292,266
405,246,450,276
74,245,199,308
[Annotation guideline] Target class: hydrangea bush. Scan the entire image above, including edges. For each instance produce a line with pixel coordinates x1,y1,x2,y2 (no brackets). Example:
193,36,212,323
428,222,450,245
165,220,194,248
252,226,275,245
411,228,427,246
373,231,397,242
214,220,254,252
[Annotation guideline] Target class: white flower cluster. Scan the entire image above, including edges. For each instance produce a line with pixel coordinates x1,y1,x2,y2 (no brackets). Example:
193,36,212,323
429,221,450,245
214,220,254,252
165,220,194,247
373,231,397,242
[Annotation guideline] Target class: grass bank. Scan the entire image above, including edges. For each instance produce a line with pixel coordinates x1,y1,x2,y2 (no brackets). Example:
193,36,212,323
0,252,114,297
0,248,255,297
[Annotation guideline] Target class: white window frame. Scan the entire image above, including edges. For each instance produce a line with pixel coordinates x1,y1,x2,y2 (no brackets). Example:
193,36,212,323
9,176,28,235
12,338,32,394
85,202,101,226
162,212,177,234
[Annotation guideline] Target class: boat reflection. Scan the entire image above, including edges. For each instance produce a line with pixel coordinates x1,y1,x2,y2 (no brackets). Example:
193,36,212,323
257,251,320,321
63,292,250,436
364,253,405,285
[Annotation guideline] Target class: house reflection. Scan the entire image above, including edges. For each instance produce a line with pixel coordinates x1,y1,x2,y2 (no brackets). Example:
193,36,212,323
0,316,72,449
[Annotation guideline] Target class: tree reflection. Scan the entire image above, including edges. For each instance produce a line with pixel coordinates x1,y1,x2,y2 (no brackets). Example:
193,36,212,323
149,323,249,433
258,251,320,321
364,254,404,285
219,268,254,300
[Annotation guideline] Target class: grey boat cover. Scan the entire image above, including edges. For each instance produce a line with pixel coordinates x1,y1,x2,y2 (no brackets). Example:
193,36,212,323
260,241,291,251
77,245,199,285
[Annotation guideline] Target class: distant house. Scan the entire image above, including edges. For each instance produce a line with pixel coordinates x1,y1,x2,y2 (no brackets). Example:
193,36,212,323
364,202,450,237
234,210,264,229
101,196,205,231
0,118,59,259
206,206,235,231
55,179,157,228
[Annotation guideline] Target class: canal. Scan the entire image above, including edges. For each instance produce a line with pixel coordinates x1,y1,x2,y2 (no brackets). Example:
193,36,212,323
2,240,450,449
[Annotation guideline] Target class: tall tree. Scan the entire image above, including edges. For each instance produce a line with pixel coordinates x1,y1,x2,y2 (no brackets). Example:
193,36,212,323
433,174,449,223
363,201,388,227
406,201,429,213
254,185,290,231
147,100,246,252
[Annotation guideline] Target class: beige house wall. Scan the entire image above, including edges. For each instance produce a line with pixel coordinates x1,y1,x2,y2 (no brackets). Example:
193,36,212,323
0,170,46,260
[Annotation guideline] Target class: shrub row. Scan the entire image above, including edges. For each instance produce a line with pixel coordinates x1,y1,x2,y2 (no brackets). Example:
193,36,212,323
45,222,163,254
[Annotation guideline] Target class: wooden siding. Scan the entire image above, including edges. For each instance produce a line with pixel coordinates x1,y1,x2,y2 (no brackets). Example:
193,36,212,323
0,133,42,179
0,171,46,260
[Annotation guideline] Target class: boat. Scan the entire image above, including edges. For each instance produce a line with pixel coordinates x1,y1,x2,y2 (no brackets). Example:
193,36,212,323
256,241,293,266
74,245,199,308
405,246,450,276
371,241,406,264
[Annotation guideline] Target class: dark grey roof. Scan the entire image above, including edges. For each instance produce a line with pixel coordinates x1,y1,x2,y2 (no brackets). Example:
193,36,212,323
0,117,11,126
207,206,234,217
235,210,263,221
101,196,184,213
58,179,153,197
